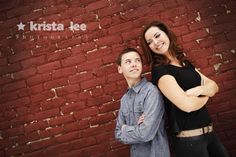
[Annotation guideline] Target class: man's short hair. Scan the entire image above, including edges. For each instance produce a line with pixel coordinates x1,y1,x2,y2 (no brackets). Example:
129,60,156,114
116,48,143,65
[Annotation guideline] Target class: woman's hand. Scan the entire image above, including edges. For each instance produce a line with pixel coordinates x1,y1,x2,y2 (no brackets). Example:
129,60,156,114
185,86,203,97
137,114,145,125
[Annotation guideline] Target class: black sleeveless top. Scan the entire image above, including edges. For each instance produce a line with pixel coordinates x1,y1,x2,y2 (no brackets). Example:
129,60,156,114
152,60,211,133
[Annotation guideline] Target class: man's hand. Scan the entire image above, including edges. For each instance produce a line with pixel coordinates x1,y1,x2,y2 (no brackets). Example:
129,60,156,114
137,114,145,125
121,124,126,132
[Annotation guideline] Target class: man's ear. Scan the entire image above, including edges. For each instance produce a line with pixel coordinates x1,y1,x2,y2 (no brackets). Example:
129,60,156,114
118,66,122,74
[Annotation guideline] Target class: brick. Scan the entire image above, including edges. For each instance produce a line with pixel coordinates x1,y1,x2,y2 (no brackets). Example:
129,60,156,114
16,105,40,117
86,0,108,12
182,29,209,42
6,144,30,156
214,41,236,53
2,80,26,92
209,22,235,35
163,0,177,8
20,150,43,157
82,143,110,155
96,35,122,47
24,120,48,134
61,101,86,114
49,115,74,126
95,132,113,143
220,61,236,73
99,17,112,28
199,37,216,48
40,97,65,111
80,77,105,90
30,90,55,103
37,61,61,73
13,67,37,80
64,120,89,132
108,21,133,34
4,110,17,119
0,121,11,130
74,107,99,120
4,97,30,110
0,57,7,66
78,91,92,100
33,108,60,121
43,77,68,89
87,95,113,107
30,138,55,150
76,59,103,73
55,131,81,143
98,5,123,17
6,6,31,18
21,55,46,68
8,50,32,63
19,10,43,23
61,54,86,67
57,38,82,49
3,126,24,138
121,28,141,41
30,84,44,94
86,22,99,31
40,126,65,138
99,101,120,113
102,54,117,64
160,6,186,19
27,73,51,86
56,84,80,96
12,40,36,52
0,138,15,149
218,110,236,121
0,63,22,75
86,47,112,61
47,49,72,62
71,137,97,150
208,101,231,114
44,143,72,156
52,66,77,79
89,112,116,125
71,42,96,54
60,7,85,18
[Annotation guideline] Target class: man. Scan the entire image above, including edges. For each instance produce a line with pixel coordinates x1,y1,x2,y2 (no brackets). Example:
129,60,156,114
115,48,170,157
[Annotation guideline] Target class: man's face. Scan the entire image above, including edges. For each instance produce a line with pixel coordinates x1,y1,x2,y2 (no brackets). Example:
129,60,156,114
118,51,142,80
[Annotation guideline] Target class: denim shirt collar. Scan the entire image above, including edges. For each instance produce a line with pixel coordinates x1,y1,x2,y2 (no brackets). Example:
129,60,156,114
128,77,147,94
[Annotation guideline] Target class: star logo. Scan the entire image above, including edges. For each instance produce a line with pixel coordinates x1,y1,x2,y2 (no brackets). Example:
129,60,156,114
17,22,25,30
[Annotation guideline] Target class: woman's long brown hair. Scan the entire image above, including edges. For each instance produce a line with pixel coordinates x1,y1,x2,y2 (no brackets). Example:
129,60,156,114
141,21,186,66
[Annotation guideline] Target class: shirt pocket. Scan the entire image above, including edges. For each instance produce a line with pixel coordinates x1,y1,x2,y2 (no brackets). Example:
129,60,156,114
122,107,130,124
134,101,144,120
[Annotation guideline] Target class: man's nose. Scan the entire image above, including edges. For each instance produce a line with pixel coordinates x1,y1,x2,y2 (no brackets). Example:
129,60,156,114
131,61,137,67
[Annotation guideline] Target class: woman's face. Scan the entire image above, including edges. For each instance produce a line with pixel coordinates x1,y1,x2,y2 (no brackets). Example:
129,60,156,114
144,26,170,56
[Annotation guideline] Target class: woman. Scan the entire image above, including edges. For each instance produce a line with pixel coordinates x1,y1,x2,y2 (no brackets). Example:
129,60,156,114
140,21,229,157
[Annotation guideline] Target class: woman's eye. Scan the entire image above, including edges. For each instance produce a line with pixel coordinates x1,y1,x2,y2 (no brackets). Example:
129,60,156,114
155,34,160,38
147,41,152,45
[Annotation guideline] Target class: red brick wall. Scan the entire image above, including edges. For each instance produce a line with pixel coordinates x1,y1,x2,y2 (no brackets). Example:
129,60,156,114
0,0,235,156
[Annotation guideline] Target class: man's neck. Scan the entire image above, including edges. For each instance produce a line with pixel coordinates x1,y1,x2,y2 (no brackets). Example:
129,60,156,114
126,77,142,88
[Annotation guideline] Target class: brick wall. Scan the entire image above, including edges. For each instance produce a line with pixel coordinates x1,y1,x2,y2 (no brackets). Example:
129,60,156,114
0,0,235,156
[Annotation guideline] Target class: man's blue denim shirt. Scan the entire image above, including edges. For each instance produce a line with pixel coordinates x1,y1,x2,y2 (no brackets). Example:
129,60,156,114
115,78,170,157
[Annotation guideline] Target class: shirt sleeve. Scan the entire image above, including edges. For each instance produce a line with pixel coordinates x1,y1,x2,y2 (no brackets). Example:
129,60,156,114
151,65,173,86
114,98,126,142
119,85,165,144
